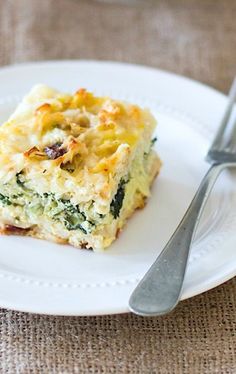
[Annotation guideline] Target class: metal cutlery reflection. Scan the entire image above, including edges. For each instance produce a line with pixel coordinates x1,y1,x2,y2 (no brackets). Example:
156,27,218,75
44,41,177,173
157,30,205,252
129,77,236,316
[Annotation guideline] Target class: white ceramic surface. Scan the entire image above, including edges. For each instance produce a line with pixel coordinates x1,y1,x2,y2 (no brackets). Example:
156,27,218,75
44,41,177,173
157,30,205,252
0,60,235,316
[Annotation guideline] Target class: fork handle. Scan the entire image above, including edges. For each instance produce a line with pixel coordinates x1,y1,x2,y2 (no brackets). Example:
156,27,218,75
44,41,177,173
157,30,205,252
129,163,226,316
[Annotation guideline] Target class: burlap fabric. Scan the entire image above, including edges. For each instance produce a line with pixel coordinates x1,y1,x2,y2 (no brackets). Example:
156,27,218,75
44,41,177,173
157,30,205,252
0,0,235,372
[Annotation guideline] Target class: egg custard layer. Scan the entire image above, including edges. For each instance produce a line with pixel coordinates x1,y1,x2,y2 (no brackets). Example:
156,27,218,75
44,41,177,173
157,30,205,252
0,85,161,251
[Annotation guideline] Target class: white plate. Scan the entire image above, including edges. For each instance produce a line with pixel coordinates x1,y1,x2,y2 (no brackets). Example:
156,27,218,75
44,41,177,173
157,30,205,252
0,60,235,316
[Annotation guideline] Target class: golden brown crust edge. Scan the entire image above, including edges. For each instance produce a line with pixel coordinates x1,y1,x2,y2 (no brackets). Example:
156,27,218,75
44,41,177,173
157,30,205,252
0,224,68,244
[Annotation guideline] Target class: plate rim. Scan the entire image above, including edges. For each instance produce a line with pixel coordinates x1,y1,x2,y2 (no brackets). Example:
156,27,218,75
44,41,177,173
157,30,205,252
0,59,234,316
0,58,227,102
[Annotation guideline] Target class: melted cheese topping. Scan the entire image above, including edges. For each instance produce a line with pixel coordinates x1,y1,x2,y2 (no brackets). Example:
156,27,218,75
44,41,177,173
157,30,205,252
0,85,156,213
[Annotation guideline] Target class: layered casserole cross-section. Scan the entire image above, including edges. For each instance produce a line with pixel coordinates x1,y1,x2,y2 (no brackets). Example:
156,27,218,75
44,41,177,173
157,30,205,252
0,85,161,250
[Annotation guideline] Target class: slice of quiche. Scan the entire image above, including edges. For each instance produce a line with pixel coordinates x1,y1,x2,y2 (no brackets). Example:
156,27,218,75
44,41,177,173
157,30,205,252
0,85,161,251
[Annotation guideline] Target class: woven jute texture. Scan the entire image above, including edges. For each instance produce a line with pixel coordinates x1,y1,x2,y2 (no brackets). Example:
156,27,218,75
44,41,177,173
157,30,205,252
0,0,236,373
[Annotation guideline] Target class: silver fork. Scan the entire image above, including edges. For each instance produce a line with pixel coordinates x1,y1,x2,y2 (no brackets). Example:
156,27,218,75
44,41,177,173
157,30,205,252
129,77,236,316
